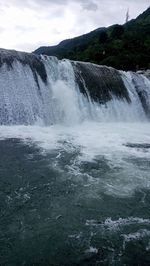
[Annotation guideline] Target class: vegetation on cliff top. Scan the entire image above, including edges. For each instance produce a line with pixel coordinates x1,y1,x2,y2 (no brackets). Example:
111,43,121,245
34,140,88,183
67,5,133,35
34,7,150,71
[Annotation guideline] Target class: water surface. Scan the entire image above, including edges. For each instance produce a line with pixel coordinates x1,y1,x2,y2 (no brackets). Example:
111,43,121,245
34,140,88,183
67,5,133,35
0,122,150,265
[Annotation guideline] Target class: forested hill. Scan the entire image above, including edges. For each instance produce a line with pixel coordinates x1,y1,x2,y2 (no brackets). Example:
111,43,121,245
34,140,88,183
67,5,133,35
34,7,150,71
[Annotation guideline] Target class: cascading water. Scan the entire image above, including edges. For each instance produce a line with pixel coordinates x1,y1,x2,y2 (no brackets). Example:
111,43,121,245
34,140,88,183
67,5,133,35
1,48,150,266
0,48,150,125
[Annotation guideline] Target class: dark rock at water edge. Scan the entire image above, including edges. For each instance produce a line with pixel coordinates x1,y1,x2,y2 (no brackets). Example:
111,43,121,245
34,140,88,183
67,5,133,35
131,72,150,119
72,61,131,104
0,48,47,87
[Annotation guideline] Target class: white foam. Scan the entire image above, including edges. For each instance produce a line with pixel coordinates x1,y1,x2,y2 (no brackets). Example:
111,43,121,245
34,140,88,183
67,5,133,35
86,217,150,230
0,122,150,197
104,217,150,231
1,122,150,162
122,230,150,250
122,230,150,242
85,247,98,254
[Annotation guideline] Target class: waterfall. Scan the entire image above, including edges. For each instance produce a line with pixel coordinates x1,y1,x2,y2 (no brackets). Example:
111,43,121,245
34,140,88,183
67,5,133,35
0,48,150,125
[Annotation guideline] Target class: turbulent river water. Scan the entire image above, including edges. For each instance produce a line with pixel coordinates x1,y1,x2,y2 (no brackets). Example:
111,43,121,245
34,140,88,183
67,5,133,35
0,49,150,265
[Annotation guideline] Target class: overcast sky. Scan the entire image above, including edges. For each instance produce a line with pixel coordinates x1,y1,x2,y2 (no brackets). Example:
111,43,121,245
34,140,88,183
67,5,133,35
0,0,149,52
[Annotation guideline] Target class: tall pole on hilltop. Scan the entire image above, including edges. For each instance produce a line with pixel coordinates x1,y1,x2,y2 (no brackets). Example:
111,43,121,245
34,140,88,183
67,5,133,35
126,8,130,23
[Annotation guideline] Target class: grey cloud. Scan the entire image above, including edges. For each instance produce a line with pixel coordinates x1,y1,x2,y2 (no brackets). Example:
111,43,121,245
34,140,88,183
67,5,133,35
16,26,36,33
81,1,98,11
0,26,4,33
0,0,149,14
0,0,149,7
14,41,42,52
0,0,98,10
0,0,149,52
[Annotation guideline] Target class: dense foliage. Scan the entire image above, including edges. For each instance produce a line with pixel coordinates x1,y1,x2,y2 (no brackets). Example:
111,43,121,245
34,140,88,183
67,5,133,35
34,8,150,71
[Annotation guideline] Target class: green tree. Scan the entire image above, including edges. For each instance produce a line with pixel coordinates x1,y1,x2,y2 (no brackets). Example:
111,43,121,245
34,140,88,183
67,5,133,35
111,25,124,39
